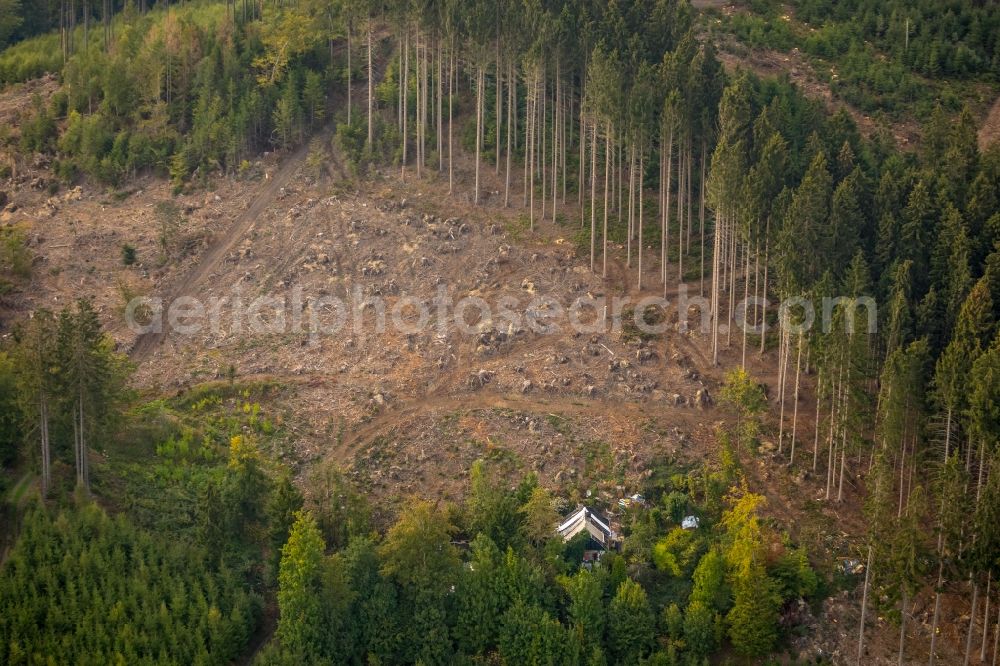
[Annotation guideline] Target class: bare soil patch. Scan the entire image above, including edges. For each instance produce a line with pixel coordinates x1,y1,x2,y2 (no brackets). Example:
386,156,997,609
980,93,1000,151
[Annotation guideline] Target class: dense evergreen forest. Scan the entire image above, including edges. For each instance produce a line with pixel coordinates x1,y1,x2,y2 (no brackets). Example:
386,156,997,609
0,0,999,663
724,0,999,115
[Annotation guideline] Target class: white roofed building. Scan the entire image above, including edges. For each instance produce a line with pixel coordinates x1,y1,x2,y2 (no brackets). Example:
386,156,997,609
556,506,616,549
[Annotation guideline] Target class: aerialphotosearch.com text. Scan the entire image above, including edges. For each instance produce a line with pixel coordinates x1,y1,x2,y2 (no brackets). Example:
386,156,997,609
125,283,877,345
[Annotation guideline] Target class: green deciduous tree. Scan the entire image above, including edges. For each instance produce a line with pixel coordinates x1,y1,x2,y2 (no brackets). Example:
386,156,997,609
466,459,522,551
720,367,767,450
499,600,568,665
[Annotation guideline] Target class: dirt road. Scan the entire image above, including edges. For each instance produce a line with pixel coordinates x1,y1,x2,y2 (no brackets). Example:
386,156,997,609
129,142,311,360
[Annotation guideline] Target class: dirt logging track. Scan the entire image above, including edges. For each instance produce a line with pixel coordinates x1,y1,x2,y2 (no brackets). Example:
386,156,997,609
2,112,776,508
125,147,731,503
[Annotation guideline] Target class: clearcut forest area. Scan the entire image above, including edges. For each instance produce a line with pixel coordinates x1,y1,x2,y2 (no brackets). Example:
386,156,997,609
0,0,998,664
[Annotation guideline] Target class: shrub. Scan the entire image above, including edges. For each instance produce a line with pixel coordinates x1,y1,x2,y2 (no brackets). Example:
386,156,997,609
336,118,366,167
155,201,183,257
0,225,31,279
18,96,56,153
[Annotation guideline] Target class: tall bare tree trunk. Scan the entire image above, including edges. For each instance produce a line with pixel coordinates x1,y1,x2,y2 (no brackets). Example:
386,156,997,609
760,217,770,355
475,66,483,205
437,40,443,172
367,25,373,147
527,73,535,225
656,142,663,278
966,582,980,666
677,146,684,282
496,52,502,175
927,555,942,664
778,326,789,453
415,37,422,178
838,426,848,501
637,149,644,291
524,71,535,207
541,74,548,222
814,371,822,471
628,145,635,269
826,369,839,500
420,39,427,175
991,601,999,666
579,80,586,211
686,139,693,253
590,122,597,272
505,61,513,207
711,211,721,366
347,22,352,125
790,330,803,464
663,129,673,296
741,238,750,367
899,591,908,666
401,30,408,182
552,63,559,224
615,141,625,222
857,545,874,665
603,127,610,278
448,51,454,194
753,235,760,336
61,0,67,62
727,212,737,348
69,0,76,56
699,140,707,297
982,572,992,663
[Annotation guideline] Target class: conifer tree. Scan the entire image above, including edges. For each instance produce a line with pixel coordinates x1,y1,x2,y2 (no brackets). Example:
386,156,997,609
727,562,781,658
12,309,57,496
266,474,304,579
934,278,994,459
929,452,973,665
55,299,128,492
607,578,655,665
276,510,331,659
454,535,503,655
564,569,605,654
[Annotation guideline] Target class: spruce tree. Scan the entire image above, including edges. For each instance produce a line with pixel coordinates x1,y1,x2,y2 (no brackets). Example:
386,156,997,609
727,562,780,658
607,578,655,665
55,299,128,492
276,510,330,659
12,309,58,496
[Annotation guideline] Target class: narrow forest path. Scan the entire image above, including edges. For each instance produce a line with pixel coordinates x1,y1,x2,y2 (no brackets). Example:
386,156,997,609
129,141,312,360
979,93,1000,151
331,389,703,460
132,33,397,363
